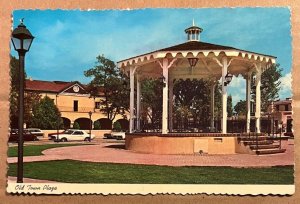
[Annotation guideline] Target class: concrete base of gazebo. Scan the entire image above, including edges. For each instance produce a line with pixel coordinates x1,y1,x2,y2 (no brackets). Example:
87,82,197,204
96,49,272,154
125,133,254,155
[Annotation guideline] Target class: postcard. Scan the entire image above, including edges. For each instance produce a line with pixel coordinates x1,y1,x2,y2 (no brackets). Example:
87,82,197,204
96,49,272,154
4,7,295,196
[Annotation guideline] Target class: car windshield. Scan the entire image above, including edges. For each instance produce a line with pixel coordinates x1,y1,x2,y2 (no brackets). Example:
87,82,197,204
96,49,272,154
64,130,75,134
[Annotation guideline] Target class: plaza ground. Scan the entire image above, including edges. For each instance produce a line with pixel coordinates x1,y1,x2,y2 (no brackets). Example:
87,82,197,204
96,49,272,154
7,138,294,184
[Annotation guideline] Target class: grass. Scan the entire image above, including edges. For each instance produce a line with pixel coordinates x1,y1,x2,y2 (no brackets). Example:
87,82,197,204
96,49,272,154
8,143,93,157
7,160,294,184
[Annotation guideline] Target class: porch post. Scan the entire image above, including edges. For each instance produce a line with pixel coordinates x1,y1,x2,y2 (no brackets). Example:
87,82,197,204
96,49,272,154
221,57,228,134
129,66,135,133
136,75,141,131
162,58,169,134
210,82,216,131
255,64,262,133
246,73,251,133
168,78,174,132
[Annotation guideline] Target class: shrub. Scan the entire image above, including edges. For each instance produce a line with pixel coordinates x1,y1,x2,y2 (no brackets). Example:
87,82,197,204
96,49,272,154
113,121,122,132
94,121,101,130
73,122,80,129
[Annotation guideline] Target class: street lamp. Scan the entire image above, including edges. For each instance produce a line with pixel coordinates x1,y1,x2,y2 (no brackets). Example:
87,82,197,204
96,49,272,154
224,72,233,86
188,58,198,74
88,111,92,142
11,19,34,183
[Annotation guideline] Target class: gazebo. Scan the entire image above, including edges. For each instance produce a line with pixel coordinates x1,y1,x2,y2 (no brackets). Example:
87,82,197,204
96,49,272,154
117,22,277,155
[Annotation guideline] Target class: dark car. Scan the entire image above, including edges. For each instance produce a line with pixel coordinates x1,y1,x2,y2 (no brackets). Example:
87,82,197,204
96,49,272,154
9,129,39,142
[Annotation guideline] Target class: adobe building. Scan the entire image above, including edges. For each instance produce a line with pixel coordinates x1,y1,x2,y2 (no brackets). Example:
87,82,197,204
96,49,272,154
24,78,129,131
268,98,293,133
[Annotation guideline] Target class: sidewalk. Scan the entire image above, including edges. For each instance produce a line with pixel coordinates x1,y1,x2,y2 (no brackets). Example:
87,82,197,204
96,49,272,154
7,176,61,183
7,139,294,167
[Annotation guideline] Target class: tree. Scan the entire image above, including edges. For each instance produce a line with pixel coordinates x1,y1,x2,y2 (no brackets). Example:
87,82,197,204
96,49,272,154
173,79,212,128
252,64,282,112
10,55,41,128
234,100,247,116
31,96,62,129
140,79,163,129
84,55,129,121
227,95,233,117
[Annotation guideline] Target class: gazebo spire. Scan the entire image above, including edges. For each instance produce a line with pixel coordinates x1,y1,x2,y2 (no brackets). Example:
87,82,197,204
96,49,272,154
185,20,203,42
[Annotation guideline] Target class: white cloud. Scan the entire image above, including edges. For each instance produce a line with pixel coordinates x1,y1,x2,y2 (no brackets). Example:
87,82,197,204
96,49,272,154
278,72,292,98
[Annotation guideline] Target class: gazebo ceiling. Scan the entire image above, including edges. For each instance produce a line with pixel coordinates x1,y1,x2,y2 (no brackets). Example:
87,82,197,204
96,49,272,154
117,24,276,80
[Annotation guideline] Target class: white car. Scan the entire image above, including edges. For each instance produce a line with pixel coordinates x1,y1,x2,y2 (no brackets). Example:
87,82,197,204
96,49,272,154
51,129,95,142
26,128,44,137
111,131,126,140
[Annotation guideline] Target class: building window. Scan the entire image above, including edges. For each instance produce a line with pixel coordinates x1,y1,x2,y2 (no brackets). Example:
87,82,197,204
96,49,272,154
74,100,78,112
285,104,289,111
95,102,100,109
276,105,280,111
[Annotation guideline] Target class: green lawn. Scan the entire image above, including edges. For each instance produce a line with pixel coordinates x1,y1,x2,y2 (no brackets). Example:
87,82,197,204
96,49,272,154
8,143,93,157
7,160,294,184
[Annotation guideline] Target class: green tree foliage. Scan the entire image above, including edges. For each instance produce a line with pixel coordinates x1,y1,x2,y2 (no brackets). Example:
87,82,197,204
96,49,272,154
31,96,62,129
10,55,41,128
234,100,247,116
227,95,233,117
140,79,163,128
93,121,101,130
73,122,80,130
252,64,282,112
173,79,213,128
113,121,122,132
84,55,129,121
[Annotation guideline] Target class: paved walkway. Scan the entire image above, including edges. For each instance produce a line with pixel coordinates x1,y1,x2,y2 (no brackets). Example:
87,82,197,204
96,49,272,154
7,139,294,167
7,176,61,183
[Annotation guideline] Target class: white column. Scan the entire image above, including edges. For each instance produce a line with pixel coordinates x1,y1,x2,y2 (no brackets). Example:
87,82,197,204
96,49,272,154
210,82,216,131
221,57,228,134
129,67,135,133
157,58,176,134
255,65,262,133
168,78,174,132
136,75,141,131
246,73,251,133
162,59,169,134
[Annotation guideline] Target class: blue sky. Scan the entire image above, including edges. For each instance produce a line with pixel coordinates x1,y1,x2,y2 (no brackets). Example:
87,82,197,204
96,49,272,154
12,8,292,105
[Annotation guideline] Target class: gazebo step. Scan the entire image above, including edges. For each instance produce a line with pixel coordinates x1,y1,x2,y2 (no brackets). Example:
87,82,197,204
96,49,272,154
240,133,266,137
239,136,268,141
255,149,286,155
249,144,280,150
243,140,273,145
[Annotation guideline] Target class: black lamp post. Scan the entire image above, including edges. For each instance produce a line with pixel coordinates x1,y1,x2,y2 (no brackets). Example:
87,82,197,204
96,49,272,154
89,111,92,142
11,19,34,183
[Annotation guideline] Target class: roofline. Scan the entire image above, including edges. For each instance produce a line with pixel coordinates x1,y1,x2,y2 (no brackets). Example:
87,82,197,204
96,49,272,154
117,41,276,64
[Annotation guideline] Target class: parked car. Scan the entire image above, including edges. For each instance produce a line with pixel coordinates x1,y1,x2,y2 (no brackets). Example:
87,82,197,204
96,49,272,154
111,131,126,140
9,129,39,142
50,129,95,142
103,133,113,139
48,129,72,140
26,128,44,137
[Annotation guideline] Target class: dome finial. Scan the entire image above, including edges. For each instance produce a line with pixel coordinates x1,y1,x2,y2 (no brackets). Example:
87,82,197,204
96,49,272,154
184,20,203,42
